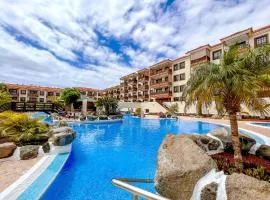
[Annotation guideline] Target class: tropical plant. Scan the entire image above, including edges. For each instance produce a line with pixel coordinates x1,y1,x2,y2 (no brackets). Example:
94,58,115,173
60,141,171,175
47,96,64,107
0,83,11,106
167,103,178,115
182,44,270,171
134,107,142,116
60,88,80,111
95,97,118,115
0,111,49,145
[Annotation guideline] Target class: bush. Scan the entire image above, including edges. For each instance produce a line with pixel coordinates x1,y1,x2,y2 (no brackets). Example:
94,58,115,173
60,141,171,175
134,108,142,116
0,111,49,145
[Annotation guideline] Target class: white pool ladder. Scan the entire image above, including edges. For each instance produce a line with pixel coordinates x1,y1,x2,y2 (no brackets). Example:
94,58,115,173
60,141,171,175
111,178,170,200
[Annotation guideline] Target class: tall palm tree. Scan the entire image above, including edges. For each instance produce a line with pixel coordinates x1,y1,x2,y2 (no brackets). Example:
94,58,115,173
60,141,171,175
182,44,270,171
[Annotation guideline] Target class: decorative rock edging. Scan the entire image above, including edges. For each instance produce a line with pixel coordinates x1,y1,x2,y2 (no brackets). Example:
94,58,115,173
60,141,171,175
155,129,270,200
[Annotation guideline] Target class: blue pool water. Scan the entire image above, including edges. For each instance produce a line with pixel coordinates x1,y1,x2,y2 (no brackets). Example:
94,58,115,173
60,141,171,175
252,122,270,128
41,117,221,200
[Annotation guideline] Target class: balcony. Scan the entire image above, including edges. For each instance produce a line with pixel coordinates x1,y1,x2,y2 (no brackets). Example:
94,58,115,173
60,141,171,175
150,91,172,99
191,56,210,67
150,81,171,88
150,69,172,77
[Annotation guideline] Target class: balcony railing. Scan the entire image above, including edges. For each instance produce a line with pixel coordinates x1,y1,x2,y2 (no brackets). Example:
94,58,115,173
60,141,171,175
191,56,210,67
150,69,172,77
150,81,171,88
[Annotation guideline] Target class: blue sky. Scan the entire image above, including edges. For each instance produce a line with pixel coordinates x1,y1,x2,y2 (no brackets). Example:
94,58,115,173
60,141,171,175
0,0,269,89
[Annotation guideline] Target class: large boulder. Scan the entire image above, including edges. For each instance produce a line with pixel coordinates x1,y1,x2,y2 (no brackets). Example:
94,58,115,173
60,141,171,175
189,135,222,152
20,145,39,160
50,127,76,146
226,173,270,200
155,134,217,200
209,128,256,154
256,145,270,161
200,182,218,200
0,142,17,159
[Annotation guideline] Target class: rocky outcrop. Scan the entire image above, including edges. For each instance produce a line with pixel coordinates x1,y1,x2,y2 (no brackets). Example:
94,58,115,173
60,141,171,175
226,173,270,200
239,135,256,154
200,182,218,200
155,134,217,200
50,127,76,146
42,142,50,153
0,142,17,158
209,128,256,154
189,135,221,152
20,145,39,160
256,145,270,160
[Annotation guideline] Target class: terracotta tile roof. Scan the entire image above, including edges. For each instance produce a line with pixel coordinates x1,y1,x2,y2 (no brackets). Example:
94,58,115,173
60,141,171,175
254,24,270,33
220,27,252,41
186,44,211,54
172,55,190,62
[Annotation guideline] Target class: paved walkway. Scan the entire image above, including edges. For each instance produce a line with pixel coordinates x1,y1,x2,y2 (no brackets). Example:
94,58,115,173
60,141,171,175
180,116,270,138
0,158,40,192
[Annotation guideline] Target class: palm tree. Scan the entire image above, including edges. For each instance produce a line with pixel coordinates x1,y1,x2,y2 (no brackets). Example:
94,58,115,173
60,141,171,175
60,88,81,112
95,96,118,115
182,44,270,171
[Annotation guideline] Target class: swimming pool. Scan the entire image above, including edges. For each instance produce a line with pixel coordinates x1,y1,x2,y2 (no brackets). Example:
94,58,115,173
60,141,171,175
250,122,270,129
39,116,221,199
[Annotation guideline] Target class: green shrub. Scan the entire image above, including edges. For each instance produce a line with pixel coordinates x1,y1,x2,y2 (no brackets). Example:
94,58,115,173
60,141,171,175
134,108,142,116
0,111,49,145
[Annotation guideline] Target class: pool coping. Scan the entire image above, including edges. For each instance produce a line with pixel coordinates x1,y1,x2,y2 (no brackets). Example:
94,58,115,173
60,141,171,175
199,120,270,145
0,145,71,200
247,122,270,130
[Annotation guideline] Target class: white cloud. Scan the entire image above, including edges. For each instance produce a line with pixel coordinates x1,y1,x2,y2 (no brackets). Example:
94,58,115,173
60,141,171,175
0,0,269,88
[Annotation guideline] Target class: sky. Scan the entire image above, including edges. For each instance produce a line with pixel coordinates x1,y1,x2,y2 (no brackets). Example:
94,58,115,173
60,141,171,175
0,0,269,89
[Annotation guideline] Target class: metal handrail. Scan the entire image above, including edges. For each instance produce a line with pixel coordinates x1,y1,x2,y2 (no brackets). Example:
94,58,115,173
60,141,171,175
112,178,170,200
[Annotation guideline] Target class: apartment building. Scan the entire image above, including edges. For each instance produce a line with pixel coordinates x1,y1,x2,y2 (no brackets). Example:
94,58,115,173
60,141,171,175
104,85,121,100
5,84,103,103
75,87,103,101
149,59,172,103
137,69,150,102
6,83,62,103
120,73,138,102
118,24,270,103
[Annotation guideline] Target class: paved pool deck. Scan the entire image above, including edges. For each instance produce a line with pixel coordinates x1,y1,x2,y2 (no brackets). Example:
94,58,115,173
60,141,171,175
0,158,40,192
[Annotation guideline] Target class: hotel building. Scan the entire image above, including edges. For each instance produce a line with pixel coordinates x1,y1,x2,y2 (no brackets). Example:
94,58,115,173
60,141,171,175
5,84,103,103
119,24,270,102
104,85,121,100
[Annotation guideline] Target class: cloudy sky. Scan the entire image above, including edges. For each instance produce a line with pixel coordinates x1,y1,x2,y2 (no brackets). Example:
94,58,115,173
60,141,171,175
0,0,269,89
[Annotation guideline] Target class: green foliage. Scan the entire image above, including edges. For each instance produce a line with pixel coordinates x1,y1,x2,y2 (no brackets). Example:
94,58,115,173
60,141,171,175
60,88,80,107
182,44,270,115
0,83,11,106
167,103,178,115
215,158,270,182
47,96,64,107
134,108,142,116
95,97,118,115
0,111,49,145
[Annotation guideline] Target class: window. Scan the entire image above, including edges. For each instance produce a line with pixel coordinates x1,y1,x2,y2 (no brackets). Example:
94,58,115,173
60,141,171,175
255,35,268,47
174,86,180,93
173,85,185,93
173,62,185,71
179,62,185,69
174,75,180,81
39,98,44,103
56,93,60,96
20,97,26,102
212,49,222,60
174,97,180,101
29,98,37,102
9,89,17,95
40,91,44,96
29,90,38,94
173,64,179,71
81,91,86,95
20,90,26,94
180,85,185,92
48,92,54,96
11,97,17,101
180,73,185,80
